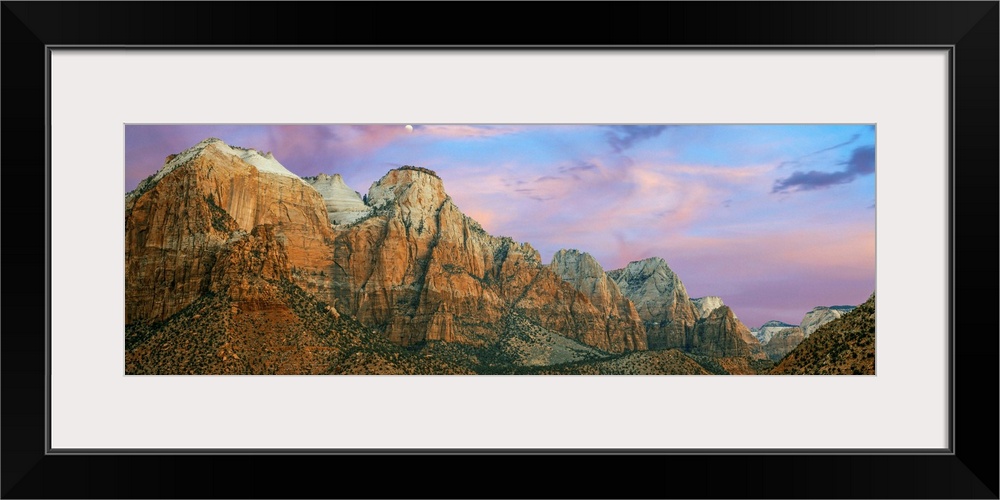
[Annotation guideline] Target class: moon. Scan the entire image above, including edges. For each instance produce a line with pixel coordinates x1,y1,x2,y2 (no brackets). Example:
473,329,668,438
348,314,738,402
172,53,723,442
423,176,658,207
405,124,413,132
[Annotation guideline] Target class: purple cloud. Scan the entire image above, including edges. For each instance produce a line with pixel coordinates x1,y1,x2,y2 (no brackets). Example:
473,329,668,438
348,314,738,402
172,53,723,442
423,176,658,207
772,145,875,193
606,125,670,153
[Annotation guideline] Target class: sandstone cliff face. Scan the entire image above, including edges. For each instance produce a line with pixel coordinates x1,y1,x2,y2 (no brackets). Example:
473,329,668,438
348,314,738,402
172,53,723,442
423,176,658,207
608,258,764,360
800,305,856,336
302,173,371,226
326,167,646,353
761,326,806,361
125,138,333,324
689,306,767,359
549,249,647,351
608,257,700,350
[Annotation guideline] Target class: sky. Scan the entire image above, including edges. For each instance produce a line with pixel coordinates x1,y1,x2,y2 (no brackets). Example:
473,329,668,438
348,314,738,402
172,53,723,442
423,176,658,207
125,124,876,328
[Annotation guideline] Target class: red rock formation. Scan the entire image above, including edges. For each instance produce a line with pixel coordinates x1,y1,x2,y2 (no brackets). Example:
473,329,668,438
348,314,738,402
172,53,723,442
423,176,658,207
549,249,647,351
327,168,646,353
689,306,768,359
125,139,333,324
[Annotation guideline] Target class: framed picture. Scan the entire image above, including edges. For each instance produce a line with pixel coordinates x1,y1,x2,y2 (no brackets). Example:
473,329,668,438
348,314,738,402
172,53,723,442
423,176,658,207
3,2,996,498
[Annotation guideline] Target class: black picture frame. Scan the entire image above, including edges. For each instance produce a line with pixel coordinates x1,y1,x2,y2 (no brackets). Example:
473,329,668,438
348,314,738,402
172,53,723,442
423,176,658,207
3,2,996,498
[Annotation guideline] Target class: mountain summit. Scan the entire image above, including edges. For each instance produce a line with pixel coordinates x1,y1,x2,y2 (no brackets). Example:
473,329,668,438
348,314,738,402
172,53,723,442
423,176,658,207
125,138,332,325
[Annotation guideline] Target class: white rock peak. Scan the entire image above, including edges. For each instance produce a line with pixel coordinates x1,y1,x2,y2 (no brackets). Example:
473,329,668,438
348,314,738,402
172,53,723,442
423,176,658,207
203,138,304,181
607,256,695,323
550,249,603,275
752,320,798,344
691,296,725,319
128,137,307,200
612,257,686,297
799,305,856,336
303,173,372,226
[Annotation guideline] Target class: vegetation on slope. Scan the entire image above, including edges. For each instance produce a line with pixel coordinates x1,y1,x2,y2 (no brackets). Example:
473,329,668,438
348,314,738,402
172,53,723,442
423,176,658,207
126,282,731,375
770,293,875,375
125,281,475,375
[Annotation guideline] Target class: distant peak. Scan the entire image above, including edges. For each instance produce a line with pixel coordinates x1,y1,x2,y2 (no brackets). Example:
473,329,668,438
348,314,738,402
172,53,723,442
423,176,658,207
615,256,672,275
633,256,667,266
197,137,225,146
808,304,855,312
760,320,796,328
550,248,602,270
552,248,591,259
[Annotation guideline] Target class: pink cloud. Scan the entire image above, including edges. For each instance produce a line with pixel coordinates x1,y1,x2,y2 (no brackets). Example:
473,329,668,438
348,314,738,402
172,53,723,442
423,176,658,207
416,125,523,138
266,125,407,159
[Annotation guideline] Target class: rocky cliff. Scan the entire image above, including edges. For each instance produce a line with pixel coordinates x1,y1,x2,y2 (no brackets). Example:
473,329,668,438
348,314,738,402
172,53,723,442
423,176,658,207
607,258,765,361
608,257,699,350
549,249,647,350
758,305,860,361
691,296,726,319
125,138,334,324
302,173,372,226
800,305,857,336
761,326,806,361
325,167,646,353
752,320,798,344
689,306,767,359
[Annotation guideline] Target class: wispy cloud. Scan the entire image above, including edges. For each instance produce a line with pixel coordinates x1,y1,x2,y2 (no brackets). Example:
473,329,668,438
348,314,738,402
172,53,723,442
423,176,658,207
777,133,860,169
810,133,860,156
773,145,875,193
605,125,670,153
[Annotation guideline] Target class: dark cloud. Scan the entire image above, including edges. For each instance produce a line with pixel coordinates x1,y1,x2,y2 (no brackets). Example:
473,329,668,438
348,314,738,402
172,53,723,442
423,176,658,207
605,125,670,153
772,145,875,193
844,144,876,175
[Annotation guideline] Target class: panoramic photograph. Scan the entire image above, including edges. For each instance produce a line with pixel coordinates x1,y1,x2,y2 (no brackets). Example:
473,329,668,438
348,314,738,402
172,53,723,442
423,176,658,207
124,124,876,375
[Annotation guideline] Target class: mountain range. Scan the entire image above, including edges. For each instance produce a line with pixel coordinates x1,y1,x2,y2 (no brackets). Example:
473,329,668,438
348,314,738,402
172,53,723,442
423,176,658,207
125,138,875,375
